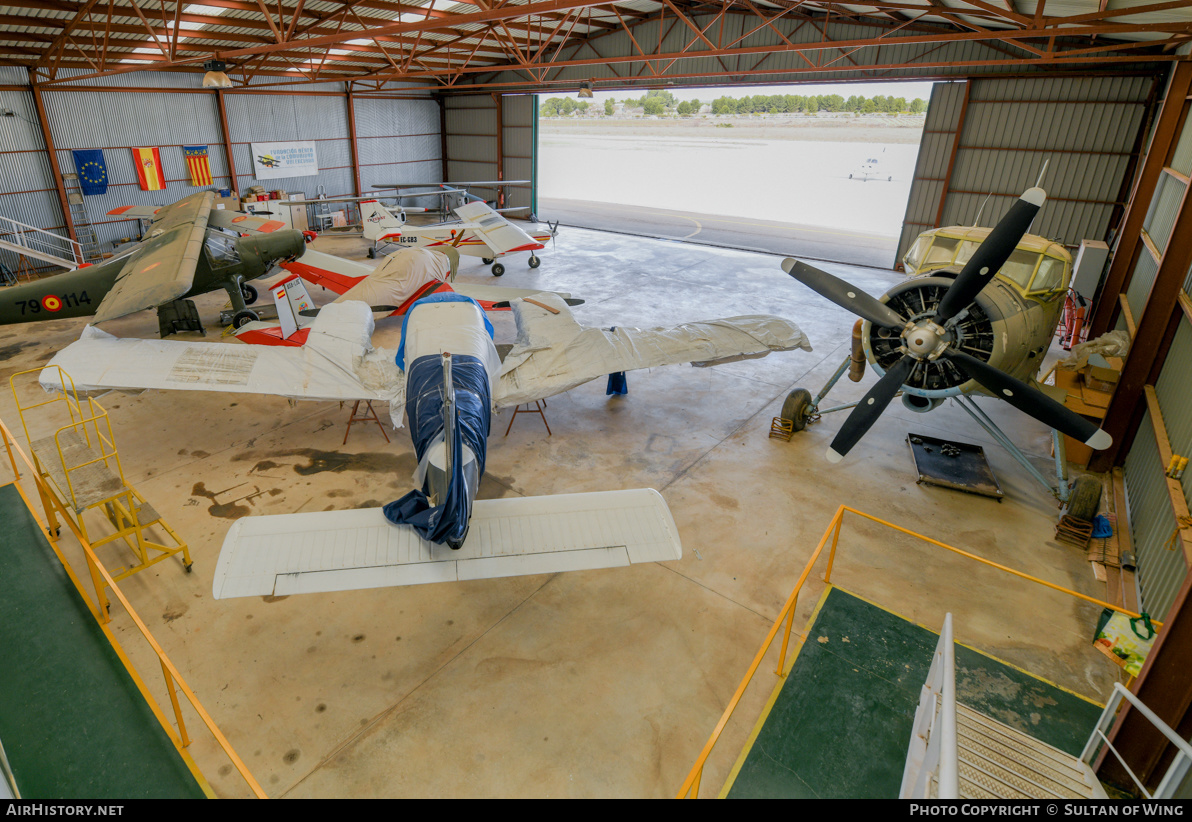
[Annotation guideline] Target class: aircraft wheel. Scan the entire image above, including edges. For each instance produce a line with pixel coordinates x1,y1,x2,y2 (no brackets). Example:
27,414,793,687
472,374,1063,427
780,388,814,432
848,173,853,179
528,255,541,269
241,283,258,305
482,257,494,265
888,176,893,182
367,247,377,259
491,263,505,277
232,309,259,329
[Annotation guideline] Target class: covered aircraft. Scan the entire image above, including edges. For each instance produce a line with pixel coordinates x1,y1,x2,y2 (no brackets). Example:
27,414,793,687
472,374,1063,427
42,252,811,596
0,192,306,332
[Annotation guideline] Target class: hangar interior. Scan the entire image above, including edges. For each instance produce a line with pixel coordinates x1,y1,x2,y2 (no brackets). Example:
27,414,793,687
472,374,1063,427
1,0,1192,800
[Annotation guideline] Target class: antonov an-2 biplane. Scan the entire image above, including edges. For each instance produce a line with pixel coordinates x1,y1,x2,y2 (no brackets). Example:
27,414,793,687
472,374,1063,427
0,192,306,332
41,248,811,597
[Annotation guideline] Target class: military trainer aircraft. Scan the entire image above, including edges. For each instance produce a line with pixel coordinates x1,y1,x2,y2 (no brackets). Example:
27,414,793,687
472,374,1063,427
0,192,306,332
41,250,811,596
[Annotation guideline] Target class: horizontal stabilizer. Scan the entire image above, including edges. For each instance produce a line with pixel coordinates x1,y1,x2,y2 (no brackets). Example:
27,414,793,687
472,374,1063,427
213,488,681,598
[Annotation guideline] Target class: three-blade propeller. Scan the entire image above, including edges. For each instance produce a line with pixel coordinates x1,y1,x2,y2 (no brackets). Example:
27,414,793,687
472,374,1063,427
785,186,1113,462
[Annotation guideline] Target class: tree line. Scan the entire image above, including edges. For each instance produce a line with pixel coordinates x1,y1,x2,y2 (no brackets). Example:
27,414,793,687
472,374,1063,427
540,88,927,117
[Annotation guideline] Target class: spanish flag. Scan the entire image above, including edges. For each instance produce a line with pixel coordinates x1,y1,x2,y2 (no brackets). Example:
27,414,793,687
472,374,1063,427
183,145,213,187
132,146,166,191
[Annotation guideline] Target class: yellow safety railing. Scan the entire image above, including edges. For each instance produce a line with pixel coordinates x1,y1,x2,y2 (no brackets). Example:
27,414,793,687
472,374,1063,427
1,413,267,799
675,504,1156,799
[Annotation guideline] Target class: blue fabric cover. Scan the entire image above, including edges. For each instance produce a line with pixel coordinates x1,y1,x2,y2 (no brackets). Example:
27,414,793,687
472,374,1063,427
383,353,492,545
395,292,494,371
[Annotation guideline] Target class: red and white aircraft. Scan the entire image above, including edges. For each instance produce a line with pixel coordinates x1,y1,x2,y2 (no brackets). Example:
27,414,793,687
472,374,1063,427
361,200,555,275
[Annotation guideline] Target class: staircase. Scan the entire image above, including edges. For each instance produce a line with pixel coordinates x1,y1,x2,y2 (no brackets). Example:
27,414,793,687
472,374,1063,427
947,704,1106,799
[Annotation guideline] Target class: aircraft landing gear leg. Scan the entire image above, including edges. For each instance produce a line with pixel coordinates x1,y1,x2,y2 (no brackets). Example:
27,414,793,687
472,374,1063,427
225,277,259,329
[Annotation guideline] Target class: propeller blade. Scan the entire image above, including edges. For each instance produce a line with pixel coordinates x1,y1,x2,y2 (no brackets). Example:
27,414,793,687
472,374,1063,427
489,297,584,309
945,350,1112,450
299,305,399,318
827,354,916,463
934,187,1046,324
782,258,906,330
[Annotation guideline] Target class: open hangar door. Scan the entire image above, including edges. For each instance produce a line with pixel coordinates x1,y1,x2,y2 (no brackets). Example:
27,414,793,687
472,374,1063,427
897,75,1158,269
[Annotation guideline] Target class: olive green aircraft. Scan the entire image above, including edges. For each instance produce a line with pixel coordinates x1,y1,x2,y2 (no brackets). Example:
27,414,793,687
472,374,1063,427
0,191,306,332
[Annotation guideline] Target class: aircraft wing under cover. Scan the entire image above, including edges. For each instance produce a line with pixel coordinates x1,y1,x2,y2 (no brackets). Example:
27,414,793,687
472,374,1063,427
453,201,542,255
93,191,214,323
212,489,682,598
41,301,403,405
494,294,813,408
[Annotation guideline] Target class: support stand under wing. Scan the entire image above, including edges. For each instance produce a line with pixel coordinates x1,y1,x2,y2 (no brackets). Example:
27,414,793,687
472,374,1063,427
213,488,682,598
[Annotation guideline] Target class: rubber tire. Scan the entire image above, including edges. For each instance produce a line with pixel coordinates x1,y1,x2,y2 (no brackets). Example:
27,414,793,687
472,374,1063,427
491,262,505,277
1066,475,1101,522
888,176,893,182
232,309,259,329
780,388,813,432
240,283,258,305
367,247,377,259
482,257,494,265
529,255,540,269
848,173,853,179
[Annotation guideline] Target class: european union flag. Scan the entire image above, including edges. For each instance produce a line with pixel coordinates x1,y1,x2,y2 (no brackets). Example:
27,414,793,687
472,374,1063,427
72,149,108,195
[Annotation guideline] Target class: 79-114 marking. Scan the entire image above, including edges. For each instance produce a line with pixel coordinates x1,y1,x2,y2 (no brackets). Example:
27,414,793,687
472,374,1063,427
14,291,91,315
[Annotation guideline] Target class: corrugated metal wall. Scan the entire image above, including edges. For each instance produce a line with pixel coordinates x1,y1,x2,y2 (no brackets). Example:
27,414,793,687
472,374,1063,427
445,95,498,183
354,96,441,195
1119,100,1192,623
0,79,441,256
444,94,535,215
44,89,227,249
897,75,1154,264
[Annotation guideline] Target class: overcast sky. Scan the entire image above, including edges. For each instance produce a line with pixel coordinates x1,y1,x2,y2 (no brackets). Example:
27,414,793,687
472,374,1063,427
544,80,939,103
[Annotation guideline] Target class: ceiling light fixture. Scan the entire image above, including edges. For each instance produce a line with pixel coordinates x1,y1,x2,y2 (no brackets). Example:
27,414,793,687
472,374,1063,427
202,59,233,88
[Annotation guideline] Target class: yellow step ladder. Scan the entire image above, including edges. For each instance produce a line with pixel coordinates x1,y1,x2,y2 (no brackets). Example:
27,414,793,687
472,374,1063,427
10,367,192,594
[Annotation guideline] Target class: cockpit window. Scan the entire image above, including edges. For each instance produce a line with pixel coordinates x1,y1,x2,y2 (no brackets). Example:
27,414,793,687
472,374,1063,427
903,236,929,272
1028,256,1067,293
997,249,1041,289
205,231,240,265
923,237,961,268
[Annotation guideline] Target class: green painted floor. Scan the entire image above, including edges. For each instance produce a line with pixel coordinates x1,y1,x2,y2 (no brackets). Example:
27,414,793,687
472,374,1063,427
0,482,207,799
724,586,1103,799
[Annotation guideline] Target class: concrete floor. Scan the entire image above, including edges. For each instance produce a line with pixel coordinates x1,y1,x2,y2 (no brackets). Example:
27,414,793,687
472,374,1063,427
0,226,1123,798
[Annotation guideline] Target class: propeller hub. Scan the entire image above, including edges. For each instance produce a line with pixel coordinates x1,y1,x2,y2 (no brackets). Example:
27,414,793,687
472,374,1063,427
904,320,948,359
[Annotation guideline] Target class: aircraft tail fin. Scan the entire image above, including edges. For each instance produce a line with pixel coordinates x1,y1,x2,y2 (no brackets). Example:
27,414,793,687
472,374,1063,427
212,489,682,598
360,199,403,241
271,273,317,339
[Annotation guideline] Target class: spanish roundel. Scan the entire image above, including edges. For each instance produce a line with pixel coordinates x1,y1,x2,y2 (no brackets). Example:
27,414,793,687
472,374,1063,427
42,295,62,312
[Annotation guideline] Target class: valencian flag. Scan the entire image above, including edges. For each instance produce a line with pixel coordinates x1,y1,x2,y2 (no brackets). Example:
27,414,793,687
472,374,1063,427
72,149,108,195
183,145,213,187
132,146,166,191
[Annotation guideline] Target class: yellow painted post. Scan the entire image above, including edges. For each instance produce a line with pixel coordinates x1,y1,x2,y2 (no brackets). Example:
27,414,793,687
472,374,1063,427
823,507,844,584
161,661,191,748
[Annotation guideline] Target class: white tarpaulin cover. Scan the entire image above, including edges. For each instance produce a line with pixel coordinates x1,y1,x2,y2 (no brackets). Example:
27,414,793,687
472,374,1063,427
493,293,813,408
332,247,452,308
40,296,810,420
41,301,403,406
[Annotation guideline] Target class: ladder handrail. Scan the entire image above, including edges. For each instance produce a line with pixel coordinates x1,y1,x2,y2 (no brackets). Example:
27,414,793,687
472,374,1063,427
0,214,84,266
900,613,959,799
1083,682,1192,799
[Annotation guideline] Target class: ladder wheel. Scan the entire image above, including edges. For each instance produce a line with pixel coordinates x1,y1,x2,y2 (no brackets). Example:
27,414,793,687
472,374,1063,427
781,388,814,432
